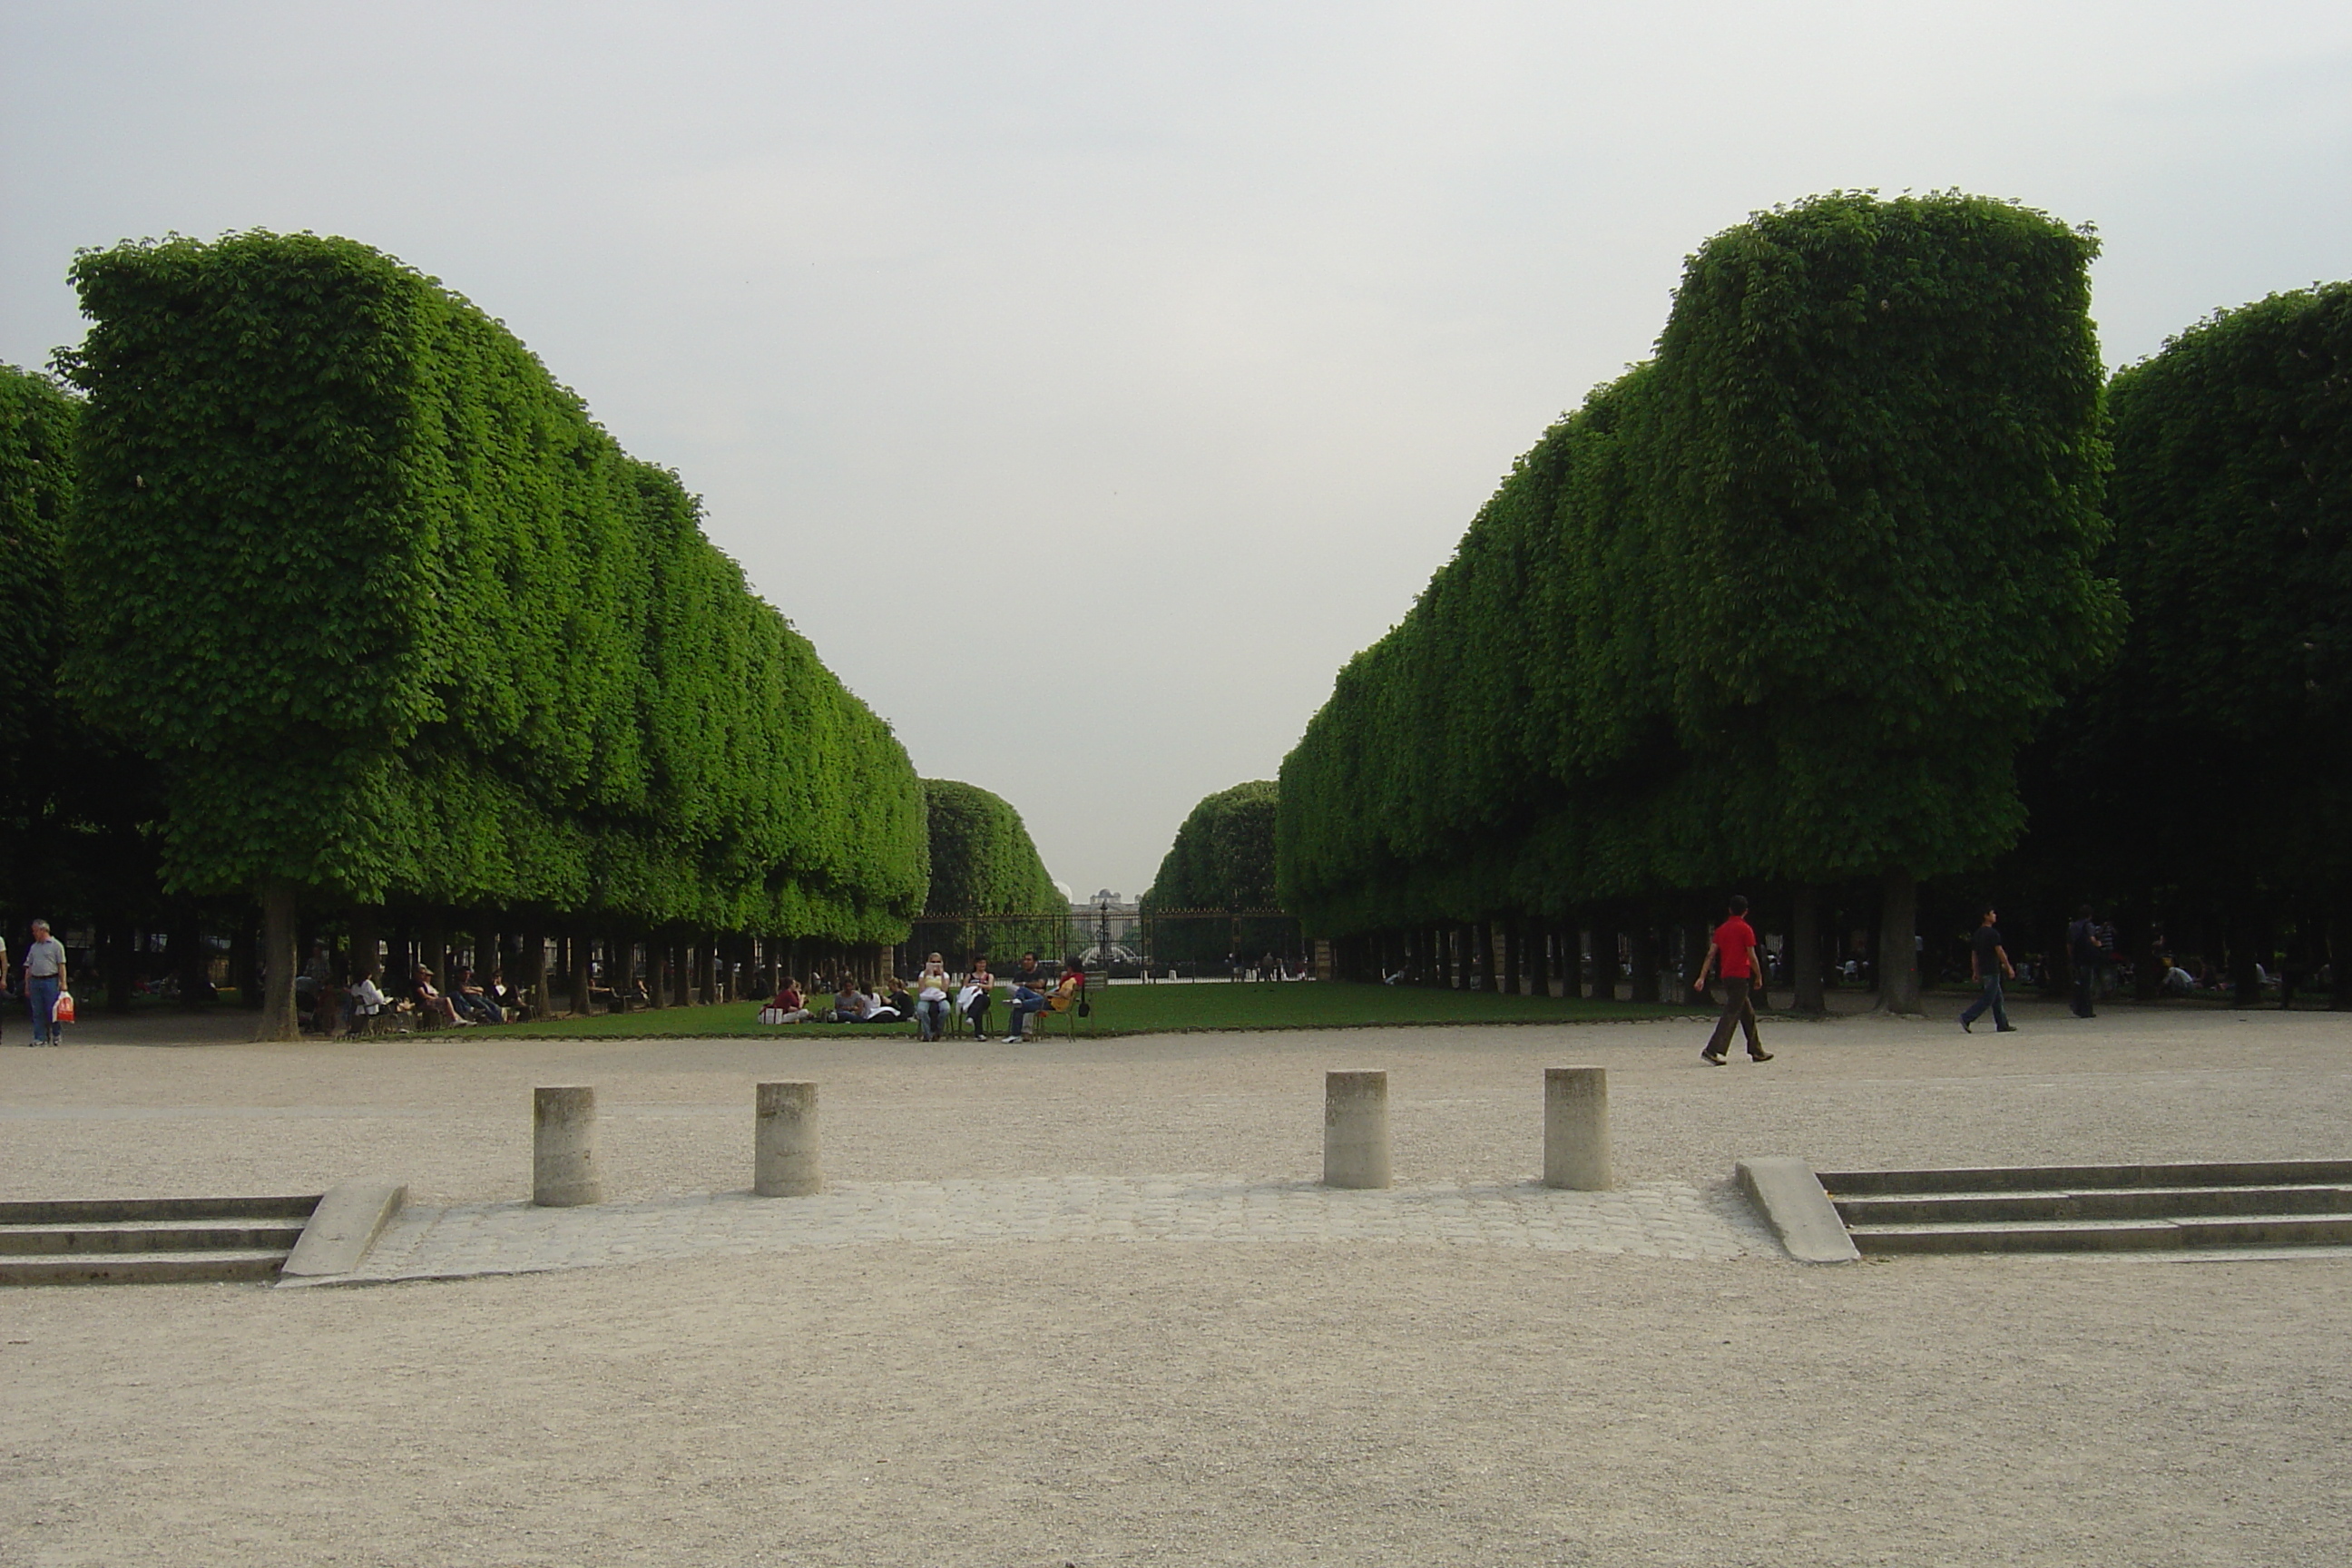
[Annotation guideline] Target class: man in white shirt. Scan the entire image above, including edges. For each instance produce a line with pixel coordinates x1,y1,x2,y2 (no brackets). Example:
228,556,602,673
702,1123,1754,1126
23,919,68,1046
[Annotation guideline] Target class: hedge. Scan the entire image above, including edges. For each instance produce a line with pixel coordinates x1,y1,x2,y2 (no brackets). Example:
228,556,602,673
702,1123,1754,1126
59,233,926,1031
1277,192,2119,1009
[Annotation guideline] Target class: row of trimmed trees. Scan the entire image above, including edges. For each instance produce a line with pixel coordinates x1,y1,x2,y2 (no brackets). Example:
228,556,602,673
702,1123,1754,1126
0,233,1054,1034
1275,191,2350,1009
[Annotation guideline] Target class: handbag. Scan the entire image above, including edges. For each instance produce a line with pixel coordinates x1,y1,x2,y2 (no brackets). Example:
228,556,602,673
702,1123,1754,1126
52,989,76,1024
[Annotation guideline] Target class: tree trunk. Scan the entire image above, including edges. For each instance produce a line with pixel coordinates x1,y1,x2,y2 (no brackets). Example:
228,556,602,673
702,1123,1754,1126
100,920,133,1014
1528,917,1549,998
570,932,593,1014
521,918,547,1015
2331,906,2352,1011
229,908,260,1009
1628,921,1661,1004
2229,906,2261,1008
255,880,301,1042
347,906,378,987
1790,884,1825,1014
1877,867,1922,1014
416,916,446,994
1583,926,1609,1002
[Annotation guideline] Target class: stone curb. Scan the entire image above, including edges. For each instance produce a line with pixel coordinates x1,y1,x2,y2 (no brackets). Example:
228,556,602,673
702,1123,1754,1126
278,1179,407,1282
1736,1157,1860,1264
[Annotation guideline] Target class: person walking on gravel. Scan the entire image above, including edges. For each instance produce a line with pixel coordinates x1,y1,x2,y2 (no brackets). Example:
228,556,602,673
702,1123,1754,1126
1960,906,2017,1034
1693,895,1771,1065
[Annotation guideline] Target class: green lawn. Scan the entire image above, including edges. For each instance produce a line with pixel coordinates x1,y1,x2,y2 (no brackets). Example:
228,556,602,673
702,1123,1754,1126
488,981,1704,1041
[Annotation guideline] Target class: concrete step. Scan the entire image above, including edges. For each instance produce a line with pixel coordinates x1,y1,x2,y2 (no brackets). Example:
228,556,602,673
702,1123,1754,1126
0,1195,318,1225
0,1220,309,1256
1847,1212,2352,1254
1817,1160,2352,1196
0,1249,290,1286
1835,1184,2352,1227
1850,1218,2186,1254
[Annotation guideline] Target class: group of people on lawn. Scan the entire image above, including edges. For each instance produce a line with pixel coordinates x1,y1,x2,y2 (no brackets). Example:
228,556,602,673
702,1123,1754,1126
311,958,522,1034
761,951,1083,1043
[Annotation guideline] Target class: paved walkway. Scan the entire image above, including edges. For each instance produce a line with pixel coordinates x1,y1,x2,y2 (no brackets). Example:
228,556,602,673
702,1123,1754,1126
333,1174,1773,1283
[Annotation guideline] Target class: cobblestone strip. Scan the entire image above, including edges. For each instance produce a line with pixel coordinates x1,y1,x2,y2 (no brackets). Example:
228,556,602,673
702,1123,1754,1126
336,1175,1778,1283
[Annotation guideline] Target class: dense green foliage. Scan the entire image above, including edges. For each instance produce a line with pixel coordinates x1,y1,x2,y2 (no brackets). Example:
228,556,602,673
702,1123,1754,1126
1279,193,2118,950
921,777,1060,913
0,365,161,935
1143,779,1282,962
0,365,76,811
916,778,1063,961
59,232,925,940
2015,279,2352,980
1147,781,1278,909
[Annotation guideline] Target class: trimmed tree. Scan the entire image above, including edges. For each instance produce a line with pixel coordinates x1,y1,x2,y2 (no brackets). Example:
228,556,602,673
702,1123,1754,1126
921,779,1063,960
60,233,925,1038
1146,780,1281,964
1278,193,2120,1012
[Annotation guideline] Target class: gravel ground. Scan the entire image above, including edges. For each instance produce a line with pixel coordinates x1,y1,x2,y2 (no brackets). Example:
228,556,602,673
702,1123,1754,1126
3,998,2348,1565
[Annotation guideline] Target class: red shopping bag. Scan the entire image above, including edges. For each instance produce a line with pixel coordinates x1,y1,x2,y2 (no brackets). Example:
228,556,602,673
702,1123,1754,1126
52,990,75,1024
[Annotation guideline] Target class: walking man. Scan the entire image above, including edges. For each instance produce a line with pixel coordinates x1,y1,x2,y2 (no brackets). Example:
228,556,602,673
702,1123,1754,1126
1960,906,2017,1034
24,918,68,1046
2066,904,2099,1018
1693,895,1772,1065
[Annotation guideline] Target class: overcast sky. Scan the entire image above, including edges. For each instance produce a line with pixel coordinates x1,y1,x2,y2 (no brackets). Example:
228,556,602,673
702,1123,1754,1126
5,3,2348,897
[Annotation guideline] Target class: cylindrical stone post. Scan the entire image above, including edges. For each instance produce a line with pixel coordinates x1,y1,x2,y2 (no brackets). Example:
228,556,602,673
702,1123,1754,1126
1323,1069,1391,1189
1544,1065,1611,1190
754,1081,822,1197
534,1085,603,1207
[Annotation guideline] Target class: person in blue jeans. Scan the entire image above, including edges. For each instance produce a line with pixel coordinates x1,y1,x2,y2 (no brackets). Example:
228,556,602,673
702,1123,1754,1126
1004,981,1048,1043
23,918,69,1046
1959,906,2017,1034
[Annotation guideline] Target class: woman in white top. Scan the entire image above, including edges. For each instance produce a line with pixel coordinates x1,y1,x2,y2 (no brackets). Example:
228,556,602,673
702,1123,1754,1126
916,953,951,1041
348,965,391,1034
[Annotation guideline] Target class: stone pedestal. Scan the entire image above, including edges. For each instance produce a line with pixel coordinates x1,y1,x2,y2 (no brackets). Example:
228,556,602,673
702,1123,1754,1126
1323,1069,1391,1189
1543,1065,1611,1190
754,1081,822,1197
534,1085,603,1207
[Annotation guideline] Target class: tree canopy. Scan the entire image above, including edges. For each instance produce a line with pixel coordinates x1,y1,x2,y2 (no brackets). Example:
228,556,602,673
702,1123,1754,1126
1277,192,2119,1005
60,232,926,946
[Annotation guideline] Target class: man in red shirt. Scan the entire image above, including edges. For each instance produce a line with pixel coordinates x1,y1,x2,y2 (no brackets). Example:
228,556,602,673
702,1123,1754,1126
1692,894,1773,1065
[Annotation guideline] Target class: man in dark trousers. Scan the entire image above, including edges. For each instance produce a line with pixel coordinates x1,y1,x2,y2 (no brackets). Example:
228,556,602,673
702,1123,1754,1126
1692,895,1772,1065
2067,904,2099,1018
1960,906,2018,1034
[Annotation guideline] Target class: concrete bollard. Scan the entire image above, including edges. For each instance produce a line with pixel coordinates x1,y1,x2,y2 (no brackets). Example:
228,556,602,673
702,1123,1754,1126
534,1085,603,1207
1323,1069,1392,1189
1543,1065,1612,1190
753,1081,822,1197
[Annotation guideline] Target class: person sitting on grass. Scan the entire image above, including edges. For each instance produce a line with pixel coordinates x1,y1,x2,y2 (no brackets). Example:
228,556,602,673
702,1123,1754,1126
830,977,865,1023
760,976,812,1025
879,977,916,1024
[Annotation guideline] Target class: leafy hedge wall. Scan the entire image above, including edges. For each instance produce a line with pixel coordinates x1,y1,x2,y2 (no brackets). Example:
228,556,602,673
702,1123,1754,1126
1278,193,2118,952
2032,279,2352,903
921,778,1061,915
60,233,925,942
1143,779,1281,963
0,364,76,808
